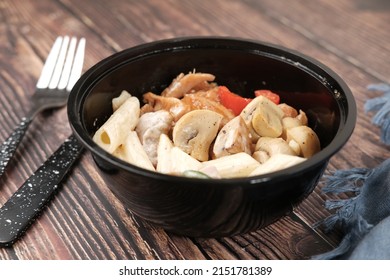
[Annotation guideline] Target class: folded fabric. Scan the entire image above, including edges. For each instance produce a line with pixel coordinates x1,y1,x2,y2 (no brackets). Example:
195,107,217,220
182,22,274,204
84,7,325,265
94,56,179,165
365,84,390,145
349,215,390,259
313,84,390,260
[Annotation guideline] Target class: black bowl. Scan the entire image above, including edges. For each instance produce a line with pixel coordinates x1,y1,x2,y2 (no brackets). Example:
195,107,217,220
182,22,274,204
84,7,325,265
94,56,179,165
68,37,356,237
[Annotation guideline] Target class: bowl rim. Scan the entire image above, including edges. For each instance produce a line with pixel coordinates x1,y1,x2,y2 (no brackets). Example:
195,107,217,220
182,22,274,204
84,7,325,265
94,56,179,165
68,36,357,185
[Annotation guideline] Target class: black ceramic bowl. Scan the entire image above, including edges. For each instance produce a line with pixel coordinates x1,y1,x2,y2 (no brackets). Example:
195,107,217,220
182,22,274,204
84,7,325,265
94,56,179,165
68,37,356,237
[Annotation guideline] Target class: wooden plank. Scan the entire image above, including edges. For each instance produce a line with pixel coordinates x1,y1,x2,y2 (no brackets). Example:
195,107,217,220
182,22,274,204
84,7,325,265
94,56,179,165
0,0,388,260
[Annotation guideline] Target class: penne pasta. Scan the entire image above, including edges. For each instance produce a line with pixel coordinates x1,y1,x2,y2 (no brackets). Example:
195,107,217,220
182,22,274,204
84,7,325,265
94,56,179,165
112,90,132,111
93,95,140,153
156,134,202,175
113,131,155,171
201,152,260,178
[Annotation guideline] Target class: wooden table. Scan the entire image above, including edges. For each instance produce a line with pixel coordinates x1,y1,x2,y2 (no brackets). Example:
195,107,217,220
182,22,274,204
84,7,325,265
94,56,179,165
0,0,389,260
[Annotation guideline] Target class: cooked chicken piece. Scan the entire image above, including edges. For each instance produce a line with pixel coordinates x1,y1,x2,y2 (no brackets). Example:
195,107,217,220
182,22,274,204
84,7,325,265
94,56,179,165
142,88,234,126
181,94,235,127
142,92,190,122
188,86,219,102
213,116,252,158
136,110,173,166
140,103,154,115
161,72,216,98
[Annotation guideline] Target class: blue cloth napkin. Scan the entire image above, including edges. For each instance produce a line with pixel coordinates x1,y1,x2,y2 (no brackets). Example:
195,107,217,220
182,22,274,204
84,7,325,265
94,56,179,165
313,84,390,260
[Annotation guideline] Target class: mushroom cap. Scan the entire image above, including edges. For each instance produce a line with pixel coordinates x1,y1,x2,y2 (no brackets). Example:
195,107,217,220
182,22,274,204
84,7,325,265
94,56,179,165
172,109,223,161
251,96,284,138
286,126,321,158
278,103,298,118
213,116,252,158
255,137,296,157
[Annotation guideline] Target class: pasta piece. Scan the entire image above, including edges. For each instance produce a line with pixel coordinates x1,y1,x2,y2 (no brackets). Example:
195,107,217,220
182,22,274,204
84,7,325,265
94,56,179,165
156,134,202,175
168,147,203,175
156,133,174,173
201,152,260,178
93,96,140,153
249,154,306,176
112,90,132,111
113,131,155,171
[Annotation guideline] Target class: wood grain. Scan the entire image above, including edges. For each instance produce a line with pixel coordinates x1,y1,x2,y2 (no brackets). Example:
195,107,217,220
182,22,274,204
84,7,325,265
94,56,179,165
0,0,389,260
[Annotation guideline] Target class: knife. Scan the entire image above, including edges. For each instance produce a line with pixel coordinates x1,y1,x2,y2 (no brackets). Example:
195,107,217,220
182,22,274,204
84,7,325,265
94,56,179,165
0,134,84,247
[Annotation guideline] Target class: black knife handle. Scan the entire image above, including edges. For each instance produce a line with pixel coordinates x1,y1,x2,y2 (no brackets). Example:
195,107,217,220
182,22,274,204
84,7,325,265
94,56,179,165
0,134,84,247
0,117,33,178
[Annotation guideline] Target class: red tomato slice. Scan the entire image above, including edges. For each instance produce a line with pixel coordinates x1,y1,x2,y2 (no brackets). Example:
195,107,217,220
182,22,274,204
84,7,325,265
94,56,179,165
218,86,252,115
254,89,280,104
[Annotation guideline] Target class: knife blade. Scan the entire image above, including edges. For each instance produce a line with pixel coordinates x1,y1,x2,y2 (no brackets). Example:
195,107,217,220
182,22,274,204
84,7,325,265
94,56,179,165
0,134,84,247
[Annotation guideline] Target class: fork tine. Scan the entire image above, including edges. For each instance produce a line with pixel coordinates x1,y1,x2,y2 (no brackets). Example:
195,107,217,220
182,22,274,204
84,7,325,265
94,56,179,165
48,36,70,89
36,36,85,91
57,37,77,90
36,36,63,89
66,37,86,91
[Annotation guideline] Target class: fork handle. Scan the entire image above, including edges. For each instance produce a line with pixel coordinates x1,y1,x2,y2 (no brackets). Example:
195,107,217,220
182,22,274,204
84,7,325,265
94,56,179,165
0,116,33,177
0,134,84,247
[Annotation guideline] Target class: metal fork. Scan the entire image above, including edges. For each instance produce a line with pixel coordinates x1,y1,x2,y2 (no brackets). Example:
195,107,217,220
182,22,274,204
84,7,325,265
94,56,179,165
0,36,85,177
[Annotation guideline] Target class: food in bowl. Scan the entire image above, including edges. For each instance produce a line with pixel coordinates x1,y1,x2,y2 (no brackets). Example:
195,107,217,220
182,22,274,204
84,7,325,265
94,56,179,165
92,71,320,178
68,37,356,237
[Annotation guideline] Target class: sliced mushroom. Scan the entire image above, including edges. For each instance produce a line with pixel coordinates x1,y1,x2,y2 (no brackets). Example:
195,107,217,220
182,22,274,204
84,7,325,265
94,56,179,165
249,154,306,176
213,116,252,158
278,103,298,118
296,110,308,126
251,96,284,138
281,110,308,139
281,117,302,140
240,96,286,141
240,96,263,142
288,139,302,155
253,137,297,163
172,109,223,161
286,126,321,158
156,134,202,175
